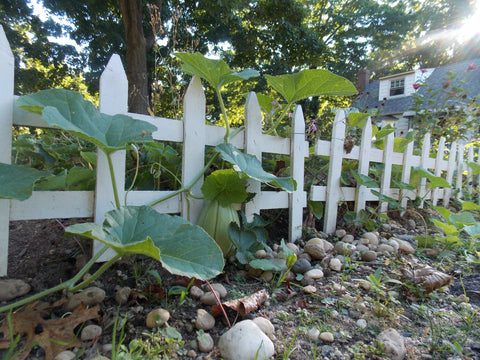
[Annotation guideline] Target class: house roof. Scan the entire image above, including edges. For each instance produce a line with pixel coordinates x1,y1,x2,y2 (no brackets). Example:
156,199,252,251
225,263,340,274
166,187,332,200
354,58,480,116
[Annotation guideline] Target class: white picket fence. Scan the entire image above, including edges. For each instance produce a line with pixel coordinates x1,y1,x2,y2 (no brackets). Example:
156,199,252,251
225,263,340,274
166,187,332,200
0,25,476,276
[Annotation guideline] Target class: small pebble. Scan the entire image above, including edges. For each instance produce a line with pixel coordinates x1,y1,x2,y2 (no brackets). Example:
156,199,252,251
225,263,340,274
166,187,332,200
195,309,215,330
190,286,204,298
320,332,334,342
303,285,317,294
357,319,367,329
329,258,342,272
304,269,324,279
81,324,102,341
308,328,320,341
253,317,275,337
146,308,170,328
54,350,77,360
361,250,377,262
335,229,347,238
197,332,214,352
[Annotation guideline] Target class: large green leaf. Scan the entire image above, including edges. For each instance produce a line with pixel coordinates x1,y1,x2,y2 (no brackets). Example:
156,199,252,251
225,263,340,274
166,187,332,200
433,219,459,236
175,52,259,90
0,163,48,200
215,143,296,192
201,169,248,206
351,170,378,188
265,69,357,104
66,206,224,280
16,89,157,155
412,167,450,188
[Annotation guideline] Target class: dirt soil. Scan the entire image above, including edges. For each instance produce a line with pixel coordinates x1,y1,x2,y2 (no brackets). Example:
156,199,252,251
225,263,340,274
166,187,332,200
1,215,480,360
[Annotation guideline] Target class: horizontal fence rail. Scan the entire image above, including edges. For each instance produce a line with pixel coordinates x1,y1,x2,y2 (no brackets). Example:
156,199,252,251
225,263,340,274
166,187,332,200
0,25,476,276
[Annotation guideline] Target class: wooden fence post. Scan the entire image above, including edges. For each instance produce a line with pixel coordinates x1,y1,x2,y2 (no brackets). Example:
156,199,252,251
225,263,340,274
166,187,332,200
432,137,446,206
379,132,394,213
182,76,206,224
244,92,263,221
457,143,465,197
400,130,415,210
467,146,474,193
323,110,346,234
289,105,308,242
444,141,457,205
94,54,128,261
418,133,431,208
354,117,372,213
0,25,14,276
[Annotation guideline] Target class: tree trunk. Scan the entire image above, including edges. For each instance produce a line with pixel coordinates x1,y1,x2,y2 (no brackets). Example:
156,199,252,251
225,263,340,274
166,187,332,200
119,0,149,114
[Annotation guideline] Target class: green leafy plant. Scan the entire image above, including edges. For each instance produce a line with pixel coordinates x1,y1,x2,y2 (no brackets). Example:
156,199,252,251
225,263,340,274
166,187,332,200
0,88,225,314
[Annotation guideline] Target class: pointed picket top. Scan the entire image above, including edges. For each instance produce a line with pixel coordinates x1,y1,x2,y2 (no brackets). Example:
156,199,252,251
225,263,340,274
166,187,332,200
99,54,128,114
184,75,205,111
292,103,305,134
244,91,262,132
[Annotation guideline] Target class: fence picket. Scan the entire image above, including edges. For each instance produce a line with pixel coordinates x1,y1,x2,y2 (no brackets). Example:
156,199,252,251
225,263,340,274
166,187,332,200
182,76,207,224
354,117,372,213
400,130,415,210
244,92,263,221
93,54,128,260
379,132,394,213
444,141,457,205
289,105,308,242
323,110,346,234
457,143,465,196
432,137,446,206
418,133,431,208
467,146,474,193
0,25,14,276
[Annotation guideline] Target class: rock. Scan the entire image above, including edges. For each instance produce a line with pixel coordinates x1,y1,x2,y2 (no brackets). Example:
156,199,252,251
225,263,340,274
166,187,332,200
362,232,379,245
254,249,267,258
378,244,395,253
304,243,327,260
334,241,355,255
335,229,347,239
146,308,170,328
209,283,228,298
357,319,367,329
356,244,369,253
0,279,31,301
361,250,377,262
308,328,320,341
65,287,106,312
285,242,300,255
190,286,204,299
200,291,220,306
187,349,197,358
260,271,274,282
115,286,131,305
195,309,215,330
298,252,312,261
292,258,312,274
406,219,416,230
388,238,400,252
253,317,275,337
332,283,346,294
329,258,342,272
343,234,354,243
197,332,214,353
394,238,415,254
54,350,77,360
218,320,274,360
319,331,334,342
303,285,317,294
304,268,324,279
376,328,406,360
81,324,102,341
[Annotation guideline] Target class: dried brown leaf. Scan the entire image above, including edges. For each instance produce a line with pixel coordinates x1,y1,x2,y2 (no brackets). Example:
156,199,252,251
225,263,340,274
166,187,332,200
0,300,100,360
212,289,269,317
402,264,453,293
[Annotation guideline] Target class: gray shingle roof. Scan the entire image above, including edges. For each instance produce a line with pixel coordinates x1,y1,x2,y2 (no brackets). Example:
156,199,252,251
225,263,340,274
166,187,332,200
354,58,480,115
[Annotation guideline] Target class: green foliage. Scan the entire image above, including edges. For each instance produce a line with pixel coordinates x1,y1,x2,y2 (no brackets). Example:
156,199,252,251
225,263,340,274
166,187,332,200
201,169,248,206
0,163,48,201
16,89,156,155
67,206,225,280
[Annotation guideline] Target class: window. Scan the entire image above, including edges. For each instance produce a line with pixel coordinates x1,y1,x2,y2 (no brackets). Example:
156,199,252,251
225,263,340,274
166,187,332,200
390,78,405,96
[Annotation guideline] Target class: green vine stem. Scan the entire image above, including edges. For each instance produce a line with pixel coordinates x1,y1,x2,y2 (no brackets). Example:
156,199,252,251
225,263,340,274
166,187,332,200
217,88,231,142
264,102,292,135
124,144,140,205
148,152,219,207
106,152,121,209
0,245,109,314
70,253,122,292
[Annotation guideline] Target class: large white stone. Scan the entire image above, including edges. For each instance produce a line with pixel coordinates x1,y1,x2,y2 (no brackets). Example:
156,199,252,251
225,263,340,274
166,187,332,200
376,328,406,360
218,320,275,360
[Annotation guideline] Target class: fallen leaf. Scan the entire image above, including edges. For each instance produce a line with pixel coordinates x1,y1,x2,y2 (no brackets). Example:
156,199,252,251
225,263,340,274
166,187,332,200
0,299,100,360
402,264,453,293
212,289,269,317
